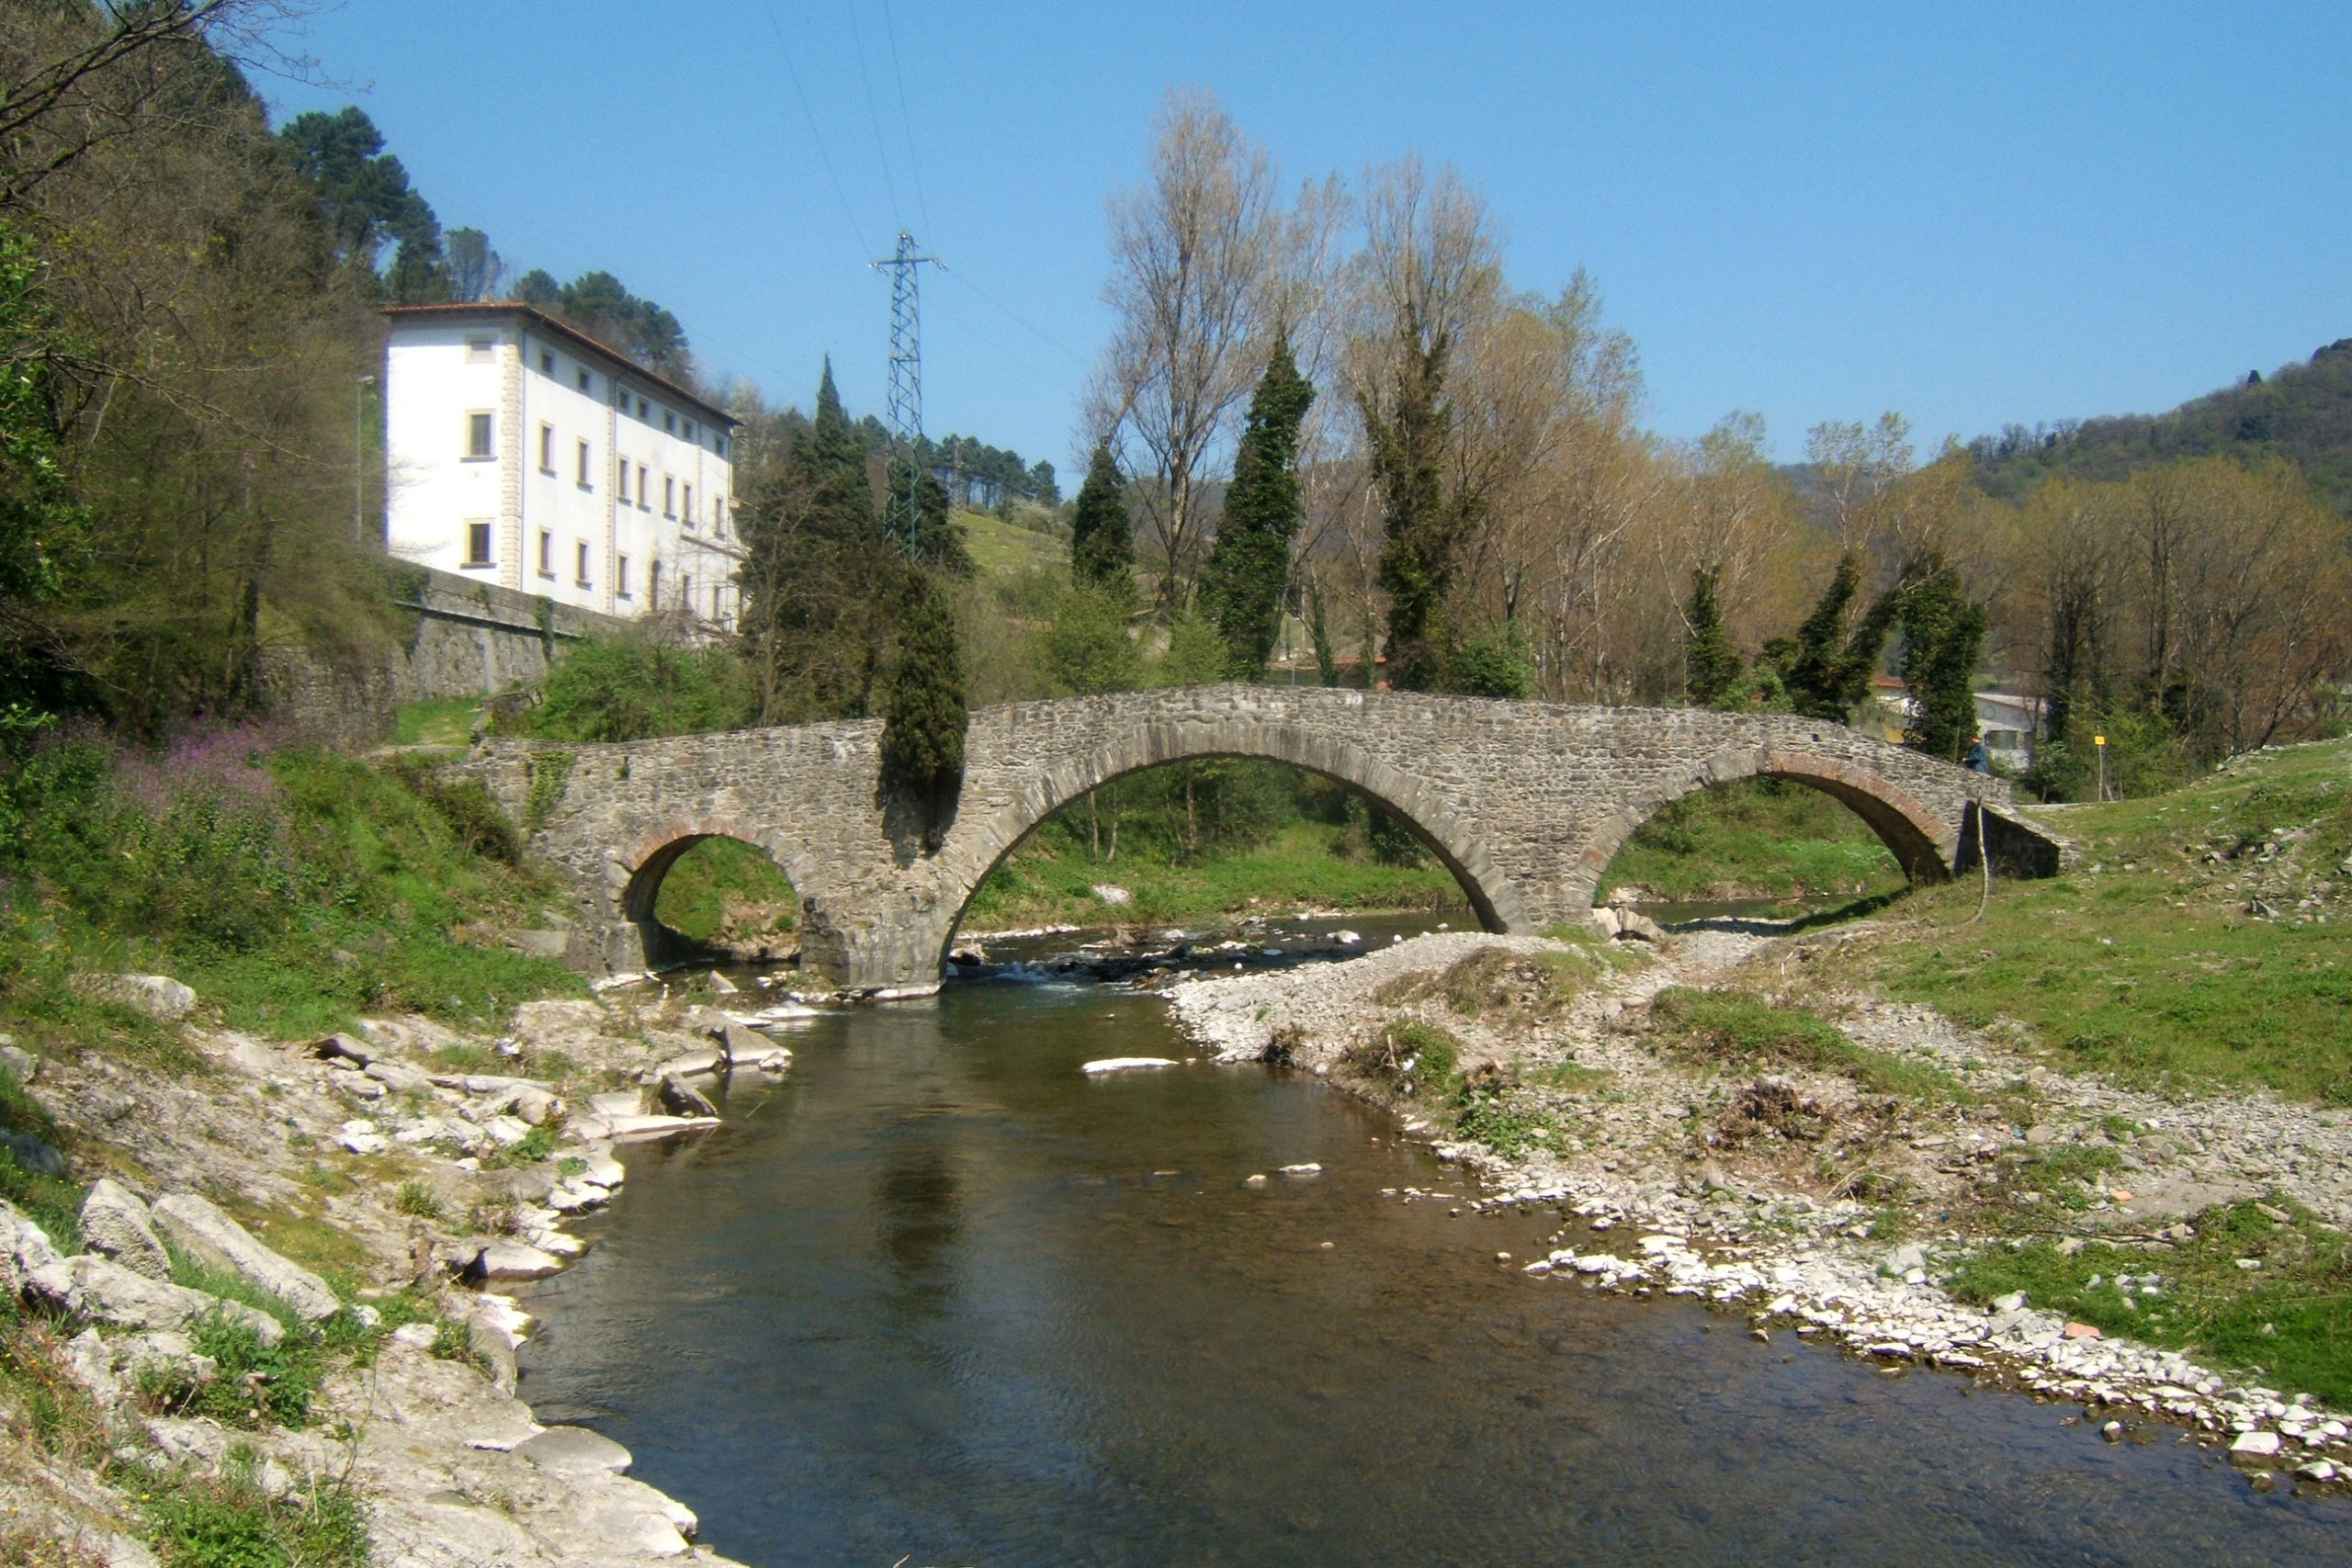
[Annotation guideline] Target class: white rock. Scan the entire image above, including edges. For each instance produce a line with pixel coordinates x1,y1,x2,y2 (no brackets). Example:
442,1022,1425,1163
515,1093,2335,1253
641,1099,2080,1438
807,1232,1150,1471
1278,1163,1322,1176
2232,1430,2283,1458
1081,1057,1181,1075
363,1058,434,1094
391,1322,438,1348
604,1113,720,1144
473,1241,565,1281
78,973,196,1020
587,1090,644,1120
24,1254,282,1345
78,1179,171,1281
150,1193,342,1322
515,1424,633,1475
484,1115,536,1148
0,1199,63,1295
1091,884,1134,907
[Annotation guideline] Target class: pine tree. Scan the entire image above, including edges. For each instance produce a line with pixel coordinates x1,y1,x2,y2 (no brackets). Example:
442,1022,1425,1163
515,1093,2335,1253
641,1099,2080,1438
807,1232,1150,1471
1781,551,1899,722
1069,443,1134,604
879,571,967,836
1895,555,1989,761
1198,336,1315,679
1683,567,1741,707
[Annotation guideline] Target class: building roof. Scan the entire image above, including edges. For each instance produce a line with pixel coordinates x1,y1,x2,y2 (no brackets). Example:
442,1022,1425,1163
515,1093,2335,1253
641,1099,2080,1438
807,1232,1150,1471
381,301,740,429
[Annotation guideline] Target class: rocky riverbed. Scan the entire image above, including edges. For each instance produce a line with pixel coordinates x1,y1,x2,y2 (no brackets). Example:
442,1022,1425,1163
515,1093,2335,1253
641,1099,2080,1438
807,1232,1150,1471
0,985,797,1566
1165,921,2352,1490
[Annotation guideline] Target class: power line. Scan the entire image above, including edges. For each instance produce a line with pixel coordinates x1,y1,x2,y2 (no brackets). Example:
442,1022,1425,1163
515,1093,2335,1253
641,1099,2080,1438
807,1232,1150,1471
876,0,933,239
934,263,1091,369
844,0,904,232
763,2,870,260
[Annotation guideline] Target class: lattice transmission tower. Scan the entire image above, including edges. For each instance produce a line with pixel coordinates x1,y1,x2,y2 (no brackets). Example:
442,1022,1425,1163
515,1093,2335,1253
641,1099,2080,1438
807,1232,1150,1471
871,230,936,551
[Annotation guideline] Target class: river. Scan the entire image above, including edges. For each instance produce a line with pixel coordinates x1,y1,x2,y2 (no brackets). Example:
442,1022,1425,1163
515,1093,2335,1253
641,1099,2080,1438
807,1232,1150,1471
514,920,2352,1566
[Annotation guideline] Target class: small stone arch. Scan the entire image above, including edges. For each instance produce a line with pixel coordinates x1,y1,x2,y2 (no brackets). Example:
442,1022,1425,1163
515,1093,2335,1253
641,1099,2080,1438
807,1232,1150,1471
617,818,811,969
914,719,1532,975
1568,746,1956,908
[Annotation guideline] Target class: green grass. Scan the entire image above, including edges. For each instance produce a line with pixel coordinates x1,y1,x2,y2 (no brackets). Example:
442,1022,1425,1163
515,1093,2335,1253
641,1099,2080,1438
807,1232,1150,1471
1650,986,1969,1102
963,818,1467,931
1811,738,2352,1100
1949,1199,2352,1405
1600,776,1907,903
652,836,797,944
144,1445,370,1568
958,508,1067,578
389,698,481,749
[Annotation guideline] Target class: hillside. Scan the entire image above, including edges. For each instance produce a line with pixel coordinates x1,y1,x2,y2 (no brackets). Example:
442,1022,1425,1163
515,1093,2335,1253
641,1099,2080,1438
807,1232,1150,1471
1967,338,2352,513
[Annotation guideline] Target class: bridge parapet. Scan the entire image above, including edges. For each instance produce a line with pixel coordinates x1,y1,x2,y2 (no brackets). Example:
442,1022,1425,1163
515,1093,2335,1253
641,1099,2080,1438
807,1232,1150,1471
457,686,2044,992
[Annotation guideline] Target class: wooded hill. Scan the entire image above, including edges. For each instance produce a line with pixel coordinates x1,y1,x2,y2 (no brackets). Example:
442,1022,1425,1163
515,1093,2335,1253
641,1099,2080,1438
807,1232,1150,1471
1967,339,2352,516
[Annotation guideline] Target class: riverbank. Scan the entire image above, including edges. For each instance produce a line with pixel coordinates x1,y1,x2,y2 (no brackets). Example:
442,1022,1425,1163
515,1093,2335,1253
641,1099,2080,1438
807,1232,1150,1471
0,983,781,1565
1164,919,2352,1487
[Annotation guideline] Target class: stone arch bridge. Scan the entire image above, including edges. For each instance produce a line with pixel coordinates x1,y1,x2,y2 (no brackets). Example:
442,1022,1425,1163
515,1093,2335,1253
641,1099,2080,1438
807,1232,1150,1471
457,685,2058,994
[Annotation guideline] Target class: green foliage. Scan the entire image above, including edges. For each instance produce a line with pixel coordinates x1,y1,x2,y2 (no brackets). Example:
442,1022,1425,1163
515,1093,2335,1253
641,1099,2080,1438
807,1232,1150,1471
1199,337,1315,678
1683,567,1742,706
1069,444,1136,604
1949,1200,2352,1405
1371,1020,1463,1099
0,221,90,716
886,457,974,577
515,265,688,380
1776,552,1899,723
2020,702,2193,803
521,750,576,833
389,764,519,866
0,734,581,1039
481,1122,558,1168
144,1445,370,1568
1443,622,1535,699
1894,554,1989,761
1650,987,1966,1101
879,573,968,805
1153,615,1230,688
1045,584,1141,696
1452,1084,1562,1160
516,636,751,743
1367,335,1465,693
167,1309,321,1429
651,837,796,944
388,699,479,750
392,1180,440,1220
277,105,443,291
0,1061,81,1249
1600,776,1904,901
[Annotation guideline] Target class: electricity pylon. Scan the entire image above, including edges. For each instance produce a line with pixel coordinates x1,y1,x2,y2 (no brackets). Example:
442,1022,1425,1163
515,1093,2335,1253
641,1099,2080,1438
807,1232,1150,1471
871,230,936,551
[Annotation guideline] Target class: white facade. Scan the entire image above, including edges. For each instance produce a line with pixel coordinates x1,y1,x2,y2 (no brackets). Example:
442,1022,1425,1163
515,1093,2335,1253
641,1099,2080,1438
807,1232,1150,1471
382,304,743,628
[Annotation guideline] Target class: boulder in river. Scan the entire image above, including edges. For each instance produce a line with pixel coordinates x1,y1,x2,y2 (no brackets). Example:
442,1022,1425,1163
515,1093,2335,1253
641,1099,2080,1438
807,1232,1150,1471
1080,1057,1180,1075
516,1425,634,1476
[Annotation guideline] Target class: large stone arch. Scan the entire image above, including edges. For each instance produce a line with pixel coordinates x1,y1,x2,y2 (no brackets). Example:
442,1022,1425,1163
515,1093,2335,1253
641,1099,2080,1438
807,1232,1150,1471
1566,745,1957,907
908,718,1532,973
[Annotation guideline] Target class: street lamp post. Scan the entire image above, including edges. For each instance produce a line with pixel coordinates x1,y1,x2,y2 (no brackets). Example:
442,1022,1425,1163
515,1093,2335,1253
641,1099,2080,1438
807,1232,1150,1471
354,374,377,547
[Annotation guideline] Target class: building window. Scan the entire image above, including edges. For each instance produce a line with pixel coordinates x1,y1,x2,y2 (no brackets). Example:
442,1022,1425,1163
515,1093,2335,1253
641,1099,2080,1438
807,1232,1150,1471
465,336,493,363
575,541,591,586
614,385,628,415
637,397,649,418
650,559,662,607
682,574,694,615
464,520,492,566
637,466,649,509
663,476,675,517
577,439,592,487
538,423,555,473
718,435,729,459
663,411,676,434
577,367,592,393
684,421,696,441
616,555,631,598
537,530,554,578
466,412,493,459
714,494,727,536
682,483,694,527
540,350,555,376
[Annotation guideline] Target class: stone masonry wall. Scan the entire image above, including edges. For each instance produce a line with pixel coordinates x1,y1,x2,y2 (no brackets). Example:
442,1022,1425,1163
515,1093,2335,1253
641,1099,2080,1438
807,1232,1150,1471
458,685,2036,991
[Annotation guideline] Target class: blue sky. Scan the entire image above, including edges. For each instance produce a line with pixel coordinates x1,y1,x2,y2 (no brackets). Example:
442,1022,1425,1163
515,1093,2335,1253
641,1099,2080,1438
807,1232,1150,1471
266,1,2351,476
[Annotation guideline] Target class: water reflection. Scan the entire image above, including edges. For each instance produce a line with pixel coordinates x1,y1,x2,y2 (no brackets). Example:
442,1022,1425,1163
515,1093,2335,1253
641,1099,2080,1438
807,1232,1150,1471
516,965,2352,1568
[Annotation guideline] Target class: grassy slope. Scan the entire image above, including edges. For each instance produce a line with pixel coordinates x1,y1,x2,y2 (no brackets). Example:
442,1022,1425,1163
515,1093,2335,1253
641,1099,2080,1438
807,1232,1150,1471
1808,738,2352,1100
1598,776,1907,903
963,819,1466,931
958,508,1067,577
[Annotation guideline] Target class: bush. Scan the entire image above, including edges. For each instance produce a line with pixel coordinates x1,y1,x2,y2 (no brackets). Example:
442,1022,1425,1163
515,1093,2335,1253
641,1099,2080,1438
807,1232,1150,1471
145,1446,369,1568
1649,987,1964,1101
516,634,752,742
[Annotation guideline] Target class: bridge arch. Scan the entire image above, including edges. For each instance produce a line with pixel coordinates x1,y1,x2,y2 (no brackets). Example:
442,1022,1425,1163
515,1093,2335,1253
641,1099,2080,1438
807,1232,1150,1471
915,719,1530,974
1569,745,1957,905
618,818,812,969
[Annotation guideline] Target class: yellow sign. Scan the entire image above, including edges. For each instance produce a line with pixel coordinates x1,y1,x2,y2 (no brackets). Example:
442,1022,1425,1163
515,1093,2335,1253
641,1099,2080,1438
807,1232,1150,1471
2093,735,2106,746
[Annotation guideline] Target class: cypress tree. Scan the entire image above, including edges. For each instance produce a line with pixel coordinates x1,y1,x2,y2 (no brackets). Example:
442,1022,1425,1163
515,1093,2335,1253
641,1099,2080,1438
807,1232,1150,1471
879,571,967,838
1895,555,1989,761
1199,336,1315,679
1366,332,1465,693
1069,444,1135,604
1782,551,1899,723
1683,567,1741,707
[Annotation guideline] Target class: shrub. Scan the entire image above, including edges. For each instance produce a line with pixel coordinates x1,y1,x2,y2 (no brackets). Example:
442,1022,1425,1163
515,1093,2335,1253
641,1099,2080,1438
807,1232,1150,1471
392,1180,441,1220
515,634,752,743
144,1446,369,1568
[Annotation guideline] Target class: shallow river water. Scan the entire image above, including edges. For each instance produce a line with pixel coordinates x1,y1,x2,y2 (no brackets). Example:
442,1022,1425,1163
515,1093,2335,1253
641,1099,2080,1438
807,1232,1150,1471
515,933,2352,1567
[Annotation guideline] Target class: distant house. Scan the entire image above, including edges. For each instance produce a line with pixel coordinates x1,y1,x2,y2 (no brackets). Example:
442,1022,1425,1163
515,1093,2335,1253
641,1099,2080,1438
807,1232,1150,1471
1864,675,2043,767
382,303,743,629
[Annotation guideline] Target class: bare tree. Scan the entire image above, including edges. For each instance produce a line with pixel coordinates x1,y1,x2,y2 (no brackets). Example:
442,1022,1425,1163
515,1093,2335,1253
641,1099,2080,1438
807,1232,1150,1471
1087,88,1281,610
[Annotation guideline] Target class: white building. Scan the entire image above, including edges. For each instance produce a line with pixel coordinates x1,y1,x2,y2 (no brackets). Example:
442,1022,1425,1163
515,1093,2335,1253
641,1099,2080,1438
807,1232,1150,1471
382,303,743,628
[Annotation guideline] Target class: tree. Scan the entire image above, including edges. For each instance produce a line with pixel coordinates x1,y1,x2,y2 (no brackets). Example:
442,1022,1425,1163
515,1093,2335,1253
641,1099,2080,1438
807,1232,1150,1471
1780,552,1898,723
878,571,967,844
1683,566,1741,706
1894,554,1988,761
275,106,444,293
1199,335,1314,678
890,457,973,577
513,267,690,381
0,223,87,717
445,228,504,302
1046,585,1141,696
1367,330,1459,691
1069,443,1135,604
1088,88,1281,608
